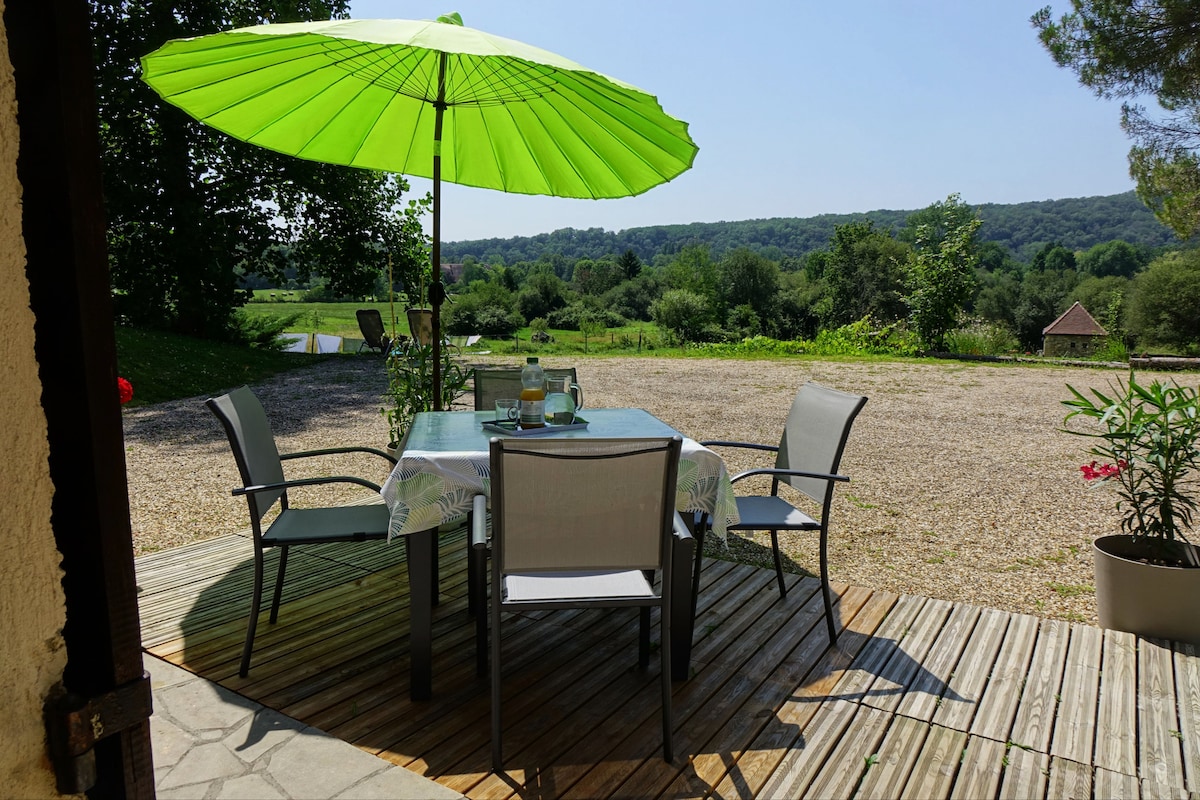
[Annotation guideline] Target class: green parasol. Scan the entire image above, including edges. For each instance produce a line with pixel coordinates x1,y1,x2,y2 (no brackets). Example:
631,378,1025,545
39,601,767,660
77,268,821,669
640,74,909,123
141,13,698,405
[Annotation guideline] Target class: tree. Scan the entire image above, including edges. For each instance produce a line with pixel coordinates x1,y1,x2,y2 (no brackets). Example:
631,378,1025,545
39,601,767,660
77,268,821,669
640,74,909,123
1033,2,1200,237
816,220,910,328
974,269,1022,330
1029,242,1077,273
904,194,982,350
718,247,780,322
617,248,643,281
516,267,570,321
1127,250,1200,350
92,0,425,338
651,289,710,343
1076,239,1151,278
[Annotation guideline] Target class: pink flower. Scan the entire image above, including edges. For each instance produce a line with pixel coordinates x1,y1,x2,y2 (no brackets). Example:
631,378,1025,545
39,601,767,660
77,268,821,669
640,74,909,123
1080,460,1124,480
118,376,133,405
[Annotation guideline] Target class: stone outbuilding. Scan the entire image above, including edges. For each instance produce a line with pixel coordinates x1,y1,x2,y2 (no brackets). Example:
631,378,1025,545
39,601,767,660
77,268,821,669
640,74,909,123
1042,301,1108,357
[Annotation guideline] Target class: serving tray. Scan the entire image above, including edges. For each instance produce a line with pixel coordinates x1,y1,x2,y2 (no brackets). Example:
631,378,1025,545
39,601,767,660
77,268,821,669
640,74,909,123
481,417,589,436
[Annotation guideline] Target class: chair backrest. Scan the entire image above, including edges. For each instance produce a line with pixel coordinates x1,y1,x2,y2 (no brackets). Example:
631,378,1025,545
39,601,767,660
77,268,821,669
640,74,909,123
206,386,287,521
776,381,868,503
489,437,682,574
356,309,387,349
473,367,580,411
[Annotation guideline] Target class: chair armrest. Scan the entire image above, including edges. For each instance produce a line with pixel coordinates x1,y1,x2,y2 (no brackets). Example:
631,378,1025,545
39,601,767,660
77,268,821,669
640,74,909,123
729,467,849,485
233,474,383,497
700,440,778,454
672,511,694,542
281,446,397,466
471,495,488,549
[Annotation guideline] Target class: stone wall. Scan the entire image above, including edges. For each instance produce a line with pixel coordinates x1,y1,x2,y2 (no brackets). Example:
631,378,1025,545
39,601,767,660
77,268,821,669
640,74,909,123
1043,334,1102,358
0,3,71,796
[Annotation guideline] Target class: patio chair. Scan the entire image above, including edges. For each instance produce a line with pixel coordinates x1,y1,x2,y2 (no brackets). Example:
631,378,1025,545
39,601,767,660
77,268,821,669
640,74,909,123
355,309,392,354
700,381,867,645
206,385,397,677
466,366,584,617
472,366,583,411
472,435,686,771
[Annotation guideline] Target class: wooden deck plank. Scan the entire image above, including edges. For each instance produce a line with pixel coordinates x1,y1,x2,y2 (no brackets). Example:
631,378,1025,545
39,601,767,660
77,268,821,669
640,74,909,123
756,699,860,799
701,590,900,800
445,566,806,798
564,585,874,800
1092,766,1140,799
1096,628,1139,777
1050,623,1103,766
133,529,1200,800
860,598,954,715
801,703,890,800
827,594,927,704
932,607,1008,734
894,603,981,723
898,724,967,800
969,612,1039,743
949,735,1005,800
1047,755,1092,800
853,714,928,799
1140,778,1190,799
1139,638,1186,790
1174,641,1200,794
997,745,1048,800
1009,618,1070,752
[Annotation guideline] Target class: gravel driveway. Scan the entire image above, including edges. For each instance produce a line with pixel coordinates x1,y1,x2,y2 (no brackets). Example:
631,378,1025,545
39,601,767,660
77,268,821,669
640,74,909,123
123,353,1170,625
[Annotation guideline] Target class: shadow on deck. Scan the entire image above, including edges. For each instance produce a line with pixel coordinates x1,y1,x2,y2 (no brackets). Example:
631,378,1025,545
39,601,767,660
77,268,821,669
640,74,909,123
135,527,1199,799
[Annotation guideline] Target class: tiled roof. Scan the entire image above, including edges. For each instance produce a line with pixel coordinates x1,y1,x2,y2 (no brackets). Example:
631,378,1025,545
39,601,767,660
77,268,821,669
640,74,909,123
1043,301,1107,336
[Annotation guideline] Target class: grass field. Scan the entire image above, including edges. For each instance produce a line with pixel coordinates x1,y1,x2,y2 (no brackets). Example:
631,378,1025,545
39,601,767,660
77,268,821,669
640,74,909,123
239,299,667,353
115,304,672,406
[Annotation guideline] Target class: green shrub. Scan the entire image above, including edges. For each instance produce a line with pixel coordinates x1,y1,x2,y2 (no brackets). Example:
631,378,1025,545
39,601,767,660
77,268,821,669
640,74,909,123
943,319,1019,356
231,309,302,350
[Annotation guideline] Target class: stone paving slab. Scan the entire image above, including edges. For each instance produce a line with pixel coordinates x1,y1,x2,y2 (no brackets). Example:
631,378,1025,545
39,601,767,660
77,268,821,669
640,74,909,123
147,656,462,800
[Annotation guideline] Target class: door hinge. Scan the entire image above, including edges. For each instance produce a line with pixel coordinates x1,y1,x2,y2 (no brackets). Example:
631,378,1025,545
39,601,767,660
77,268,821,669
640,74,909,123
45,671,154,794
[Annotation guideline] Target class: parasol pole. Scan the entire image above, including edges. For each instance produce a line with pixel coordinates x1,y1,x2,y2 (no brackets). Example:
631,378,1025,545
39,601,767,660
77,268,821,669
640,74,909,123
387,252,396,342
430,50,447,411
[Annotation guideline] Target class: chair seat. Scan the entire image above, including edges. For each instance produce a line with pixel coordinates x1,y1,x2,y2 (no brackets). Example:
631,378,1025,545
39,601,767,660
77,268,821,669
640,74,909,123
262,504,391,546
504,570,653,602
729,495,819,531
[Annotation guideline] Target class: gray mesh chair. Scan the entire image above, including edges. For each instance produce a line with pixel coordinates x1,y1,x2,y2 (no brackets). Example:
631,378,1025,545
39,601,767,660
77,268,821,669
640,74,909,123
206,385,397,677
467,366,584,619
700,381,867,645
472,366,583,412
473,436,687,772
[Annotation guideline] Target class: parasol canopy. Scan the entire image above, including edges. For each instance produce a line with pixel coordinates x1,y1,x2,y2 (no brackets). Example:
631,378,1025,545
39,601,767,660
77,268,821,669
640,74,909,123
141,13,698,404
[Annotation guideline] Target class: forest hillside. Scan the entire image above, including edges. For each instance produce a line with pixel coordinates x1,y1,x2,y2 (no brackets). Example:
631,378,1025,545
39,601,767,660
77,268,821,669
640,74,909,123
441,191,1176,265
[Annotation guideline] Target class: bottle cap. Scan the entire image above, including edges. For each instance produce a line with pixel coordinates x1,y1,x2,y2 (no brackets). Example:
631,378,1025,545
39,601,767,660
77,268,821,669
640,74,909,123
527,357,538,364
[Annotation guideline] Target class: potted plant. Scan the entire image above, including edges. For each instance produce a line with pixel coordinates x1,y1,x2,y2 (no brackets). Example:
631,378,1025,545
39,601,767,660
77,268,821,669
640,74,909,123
381,340,470,452
1063,373,1200,644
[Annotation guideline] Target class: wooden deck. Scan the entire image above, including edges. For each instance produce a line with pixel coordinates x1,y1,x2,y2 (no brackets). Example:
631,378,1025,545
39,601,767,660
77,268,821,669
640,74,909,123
135,524,1200,799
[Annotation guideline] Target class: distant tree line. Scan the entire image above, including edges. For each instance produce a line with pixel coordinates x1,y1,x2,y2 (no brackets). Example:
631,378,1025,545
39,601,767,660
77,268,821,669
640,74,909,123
439,191,1177,268
439,193,1200,356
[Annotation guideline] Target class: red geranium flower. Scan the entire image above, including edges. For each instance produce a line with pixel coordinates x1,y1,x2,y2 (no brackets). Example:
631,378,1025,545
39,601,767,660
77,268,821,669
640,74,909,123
118,376,133,405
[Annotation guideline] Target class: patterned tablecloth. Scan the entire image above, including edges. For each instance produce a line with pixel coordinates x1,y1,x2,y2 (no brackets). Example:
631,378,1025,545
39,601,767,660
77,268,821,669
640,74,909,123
381,408,739,540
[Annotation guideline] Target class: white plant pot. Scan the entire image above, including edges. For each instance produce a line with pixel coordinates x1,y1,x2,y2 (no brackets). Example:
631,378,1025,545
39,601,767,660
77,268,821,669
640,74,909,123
1093,534,1200,645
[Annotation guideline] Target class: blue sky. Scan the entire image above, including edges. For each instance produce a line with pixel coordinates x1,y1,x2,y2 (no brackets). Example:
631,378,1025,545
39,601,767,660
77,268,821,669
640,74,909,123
347,1,1137,242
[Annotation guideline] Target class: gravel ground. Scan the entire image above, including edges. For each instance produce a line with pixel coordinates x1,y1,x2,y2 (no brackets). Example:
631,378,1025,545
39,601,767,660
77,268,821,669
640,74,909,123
123,354,1168,625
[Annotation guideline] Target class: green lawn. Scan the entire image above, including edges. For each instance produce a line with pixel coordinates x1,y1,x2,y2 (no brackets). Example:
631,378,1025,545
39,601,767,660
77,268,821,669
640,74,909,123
240,300,412,339
114,327,329,406
239,300,668,353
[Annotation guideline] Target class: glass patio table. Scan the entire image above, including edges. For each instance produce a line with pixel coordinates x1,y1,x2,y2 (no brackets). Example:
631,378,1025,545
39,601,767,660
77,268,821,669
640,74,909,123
380,408,739,700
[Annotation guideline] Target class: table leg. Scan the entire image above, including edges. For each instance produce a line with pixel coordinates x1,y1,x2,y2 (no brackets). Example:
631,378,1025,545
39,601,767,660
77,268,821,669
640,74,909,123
407,527,435,701
670,527,696,681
